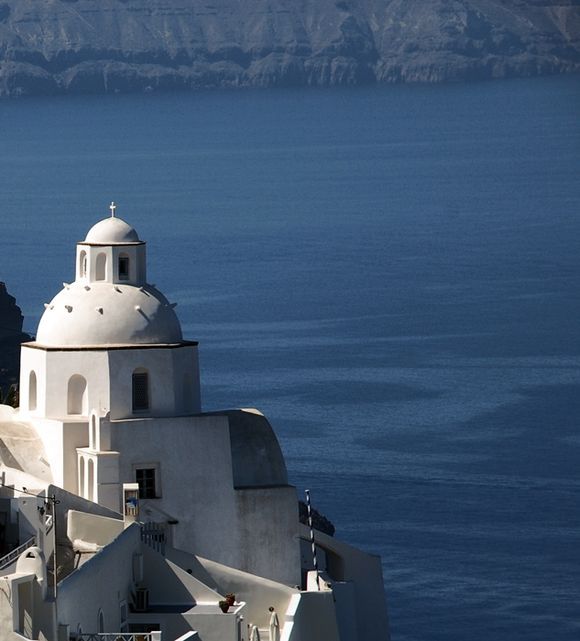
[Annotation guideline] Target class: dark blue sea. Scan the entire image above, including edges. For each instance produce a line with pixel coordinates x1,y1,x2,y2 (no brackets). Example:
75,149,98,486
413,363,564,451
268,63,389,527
1,75,580,641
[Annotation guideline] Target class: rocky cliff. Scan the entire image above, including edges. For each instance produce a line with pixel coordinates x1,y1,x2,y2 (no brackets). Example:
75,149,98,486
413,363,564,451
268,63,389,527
0,0,578,96
0,282,30,395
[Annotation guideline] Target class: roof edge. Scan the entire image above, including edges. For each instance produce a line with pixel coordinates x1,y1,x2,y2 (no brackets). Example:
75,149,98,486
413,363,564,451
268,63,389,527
77,241,145,247
21,340,198,352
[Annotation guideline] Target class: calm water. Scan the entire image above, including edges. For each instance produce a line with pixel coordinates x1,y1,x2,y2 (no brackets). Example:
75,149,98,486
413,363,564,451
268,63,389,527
1,76,580,641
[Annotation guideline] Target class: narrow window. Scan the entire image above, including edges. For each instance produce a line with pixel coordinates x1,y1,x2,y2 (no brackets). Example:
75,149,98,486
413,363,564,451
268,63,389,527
79,456,85,497
132,370,149,412
90,414,98,450
182,373,193,413
28,371,37,411
79,250,87,278
87,459,94,502
119,601,128,632
136,467,157,499
95,252,107,281
118,254,130,281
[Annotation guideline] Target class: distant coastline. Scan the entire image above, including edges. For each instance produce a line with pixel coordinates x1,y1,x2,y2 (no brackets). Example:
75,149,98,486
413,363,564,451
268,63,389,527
0,0,578,98
0,282,30,394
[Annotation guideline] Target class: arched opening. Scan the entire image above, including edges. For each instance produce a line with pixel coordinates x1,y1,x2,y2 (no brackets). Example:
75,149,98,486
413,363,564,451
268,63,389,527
87,459,94,502
79,456,85,497
118,253,130,281
182,373,192,413
90,414,98,450
132,368,149,413
79,250,87,278
98,609,105,633
28,371,37,411
67,375,88,415
95,252,107,281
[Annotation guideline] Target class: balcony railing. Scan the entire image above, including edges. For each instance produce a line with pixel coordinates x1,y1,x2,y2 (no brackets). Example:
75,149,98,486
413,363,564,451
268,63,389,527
76,634,161,641
140,522,166,555
0,536,36,570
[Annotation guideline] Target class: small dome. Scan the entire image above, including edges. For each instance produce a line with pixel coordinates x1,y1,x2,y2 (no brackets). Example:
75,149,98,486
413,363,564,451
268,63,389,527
36,282,182,347
84,217,140,245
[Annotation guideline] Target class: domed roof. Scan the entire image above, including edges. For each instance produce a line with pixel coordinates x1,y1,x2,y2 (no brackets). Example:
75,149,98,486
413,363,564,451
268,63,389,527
36,282,182,347
84,217,141,245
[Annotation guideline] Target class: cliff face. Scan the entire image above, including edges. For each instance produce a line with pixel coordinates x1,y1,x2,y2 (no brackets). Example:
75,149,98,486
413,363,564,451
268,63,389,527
0,282,30,394
0,0,578,96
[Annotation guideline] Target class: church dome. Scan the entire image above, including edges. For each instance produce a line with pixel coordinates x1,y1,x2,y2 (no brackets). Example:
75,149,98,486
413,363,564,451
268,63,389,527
84,217,141,245
36,282,182,347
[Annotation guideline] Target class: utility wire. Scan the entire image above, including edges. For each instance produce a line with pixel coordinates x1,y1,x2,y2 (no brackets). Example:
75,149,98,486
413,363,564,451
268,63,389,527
0,480,60,504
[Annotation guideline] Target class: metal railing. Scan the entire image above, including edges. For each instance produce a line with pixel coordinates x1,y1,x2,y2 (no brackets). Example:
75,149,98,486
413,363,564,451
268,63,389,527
140,522,166,555
77,634,161,641
0,536,36,570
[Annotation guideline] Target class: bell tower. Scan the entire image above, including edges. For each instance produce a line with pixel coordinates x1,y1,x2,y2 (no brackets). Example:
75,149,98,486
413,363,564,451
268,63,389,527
21,204,200,420
75,202,147,286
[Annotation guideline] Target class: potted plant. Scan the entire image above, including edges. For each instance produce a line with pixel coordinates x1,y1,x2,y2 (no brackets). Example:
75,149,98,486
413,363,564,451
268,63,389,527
218,600,230,613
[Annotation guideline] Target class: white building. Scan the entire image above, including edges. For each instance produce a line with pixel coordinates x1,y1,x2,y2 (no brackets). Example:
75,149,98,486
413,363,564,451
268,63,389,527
0,207,390,641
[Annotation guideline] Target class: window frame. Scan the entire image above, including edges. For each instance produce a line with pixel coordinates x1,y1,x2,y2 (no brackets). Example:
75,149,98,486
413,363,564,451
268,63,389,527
133,463,161,499
132,370,150,413
118,254,130,281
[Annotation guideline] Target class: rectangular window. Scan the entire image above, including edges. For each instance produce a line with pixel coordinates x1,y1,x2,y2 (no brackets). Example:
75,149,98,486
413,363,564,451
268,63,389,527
136,467,157,499
132,372,149,412
119,256,130,280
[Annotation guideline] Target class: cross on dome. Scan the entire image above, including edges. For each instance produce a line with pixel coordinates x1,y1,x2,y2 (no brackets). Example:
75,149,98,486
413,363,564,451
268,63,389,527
110,201,117,217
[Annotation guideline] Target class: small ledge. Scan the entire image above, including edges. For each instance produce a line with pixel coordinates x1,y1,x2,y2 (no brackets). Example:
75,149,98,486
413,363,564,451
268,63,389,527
22,340,199,352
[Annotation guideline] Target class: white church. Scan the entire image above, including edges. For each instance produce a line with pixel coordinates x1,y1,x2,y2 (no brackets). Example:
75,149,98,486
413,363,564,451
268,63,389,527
0,206,390,641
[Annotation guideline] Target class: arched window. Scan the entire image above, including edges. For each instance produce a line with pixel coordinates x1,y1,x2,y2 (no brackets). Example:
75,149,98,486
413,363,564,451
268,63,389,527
90,414,98,450
79,250,87,278
98,609,105,633
182,373,192,413
28,371,37,411
95,252,107,281
132,369,149,412
118,253,130,281
67,375,88,415
79,456,85,497
87,459,94,502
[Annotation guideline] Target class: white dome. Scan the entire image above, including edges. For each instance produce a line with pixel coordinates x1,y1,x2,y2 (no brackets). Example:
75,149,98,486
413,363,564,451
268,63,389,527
84,217,140,245
36,282,182,347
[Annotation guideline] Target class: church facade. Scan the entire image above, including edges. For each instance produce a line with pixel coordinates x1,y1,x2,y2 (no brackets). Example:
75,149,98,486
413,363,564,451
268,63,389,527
0,209,389,641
